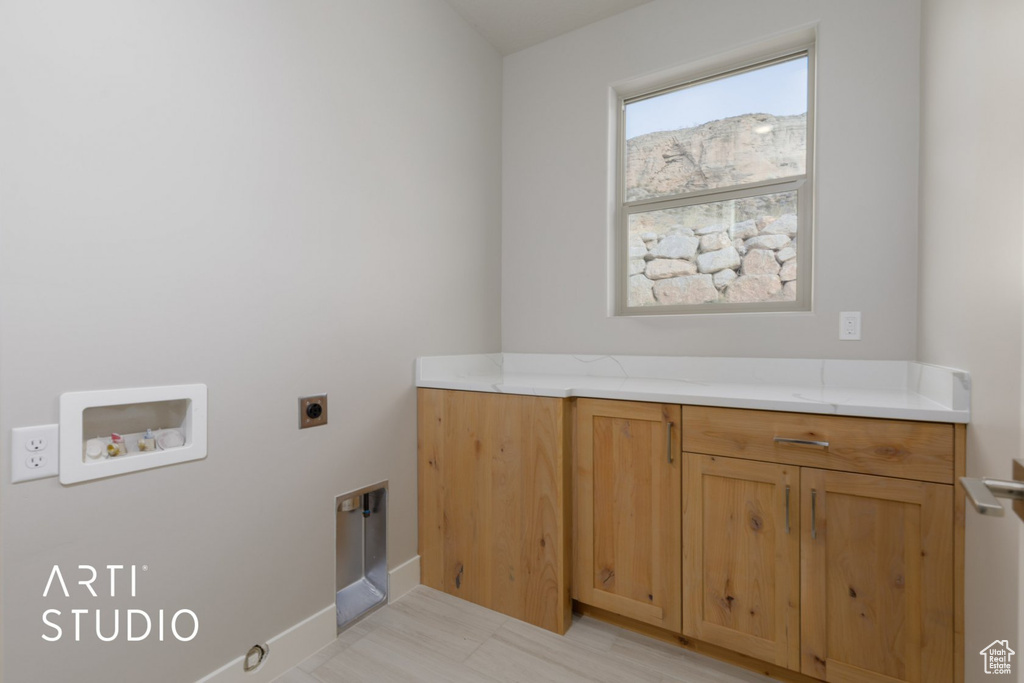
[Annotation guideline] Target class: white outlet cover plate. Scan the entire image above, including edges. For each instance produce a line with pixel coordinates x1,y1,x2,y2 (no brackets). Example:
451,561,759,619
11,424,59,483
840,311,862,341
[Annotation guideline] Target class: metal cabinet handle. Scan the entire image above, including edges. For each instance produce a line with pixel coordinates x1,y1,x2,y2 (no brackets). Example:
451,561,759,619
666,422,673,464
811,489,818,540
785,486,791,535
774,436,829,449
961,476,1024,517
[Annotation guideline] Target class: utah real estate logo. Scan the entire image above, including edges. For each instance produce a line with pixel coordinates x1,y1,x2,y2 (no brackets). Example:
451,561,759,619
980,640,1015,675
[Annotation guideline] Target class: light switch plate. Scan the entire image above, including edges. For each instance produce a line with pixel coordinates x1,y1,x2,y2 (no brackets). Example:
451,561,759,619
11,424,59,482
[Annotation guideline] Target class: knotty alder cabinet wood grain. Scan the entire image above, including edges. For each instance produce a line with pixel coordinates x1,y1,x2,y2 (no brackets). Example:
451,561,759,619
573,398,681,632
683,454,801,670
417,391,964,682
799,469,953,683
682,406,955,484
682,406,958,683
417,388,572,634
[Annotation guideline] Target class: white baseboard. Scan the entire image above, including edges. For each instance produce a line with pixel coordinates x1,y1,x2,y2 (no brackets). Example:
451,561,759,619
388,555,420,603
196,556,420,682
196,604,335,683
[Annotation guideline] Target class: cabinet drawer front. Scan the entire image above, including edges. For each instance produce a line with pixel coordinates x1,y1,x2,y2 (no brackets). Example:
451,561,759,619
682,406,954,484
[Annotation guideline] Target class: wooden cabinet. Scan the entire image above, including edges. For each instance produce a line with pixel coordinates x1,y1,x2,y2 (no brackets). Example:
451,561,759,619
682,406,955,484
682,406,957,683
417,388,572,634
683,454,801,670
800,469,953,683
574,398,681,633
418,391,964,682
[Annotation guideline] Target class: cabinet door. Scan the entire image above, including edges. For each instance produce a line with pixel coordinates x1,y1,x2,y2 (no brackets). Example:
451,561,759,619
801,469,953,683
575,398,681,632
418,389,572,634
683,454,800,669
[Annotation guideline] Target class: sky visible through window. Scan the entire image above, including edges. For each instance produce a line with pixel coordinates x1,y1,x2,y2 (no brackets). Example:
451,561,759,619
626,56,808,140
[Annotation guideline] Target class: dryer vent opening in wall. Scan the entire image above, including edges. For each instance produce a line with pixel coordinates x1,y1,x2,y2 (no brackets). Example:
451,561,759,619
336,482,388,633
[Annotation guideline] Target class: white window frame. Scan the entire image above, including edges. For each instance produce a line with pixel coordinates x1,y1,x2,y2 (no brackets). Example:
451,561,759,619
616,44,816,315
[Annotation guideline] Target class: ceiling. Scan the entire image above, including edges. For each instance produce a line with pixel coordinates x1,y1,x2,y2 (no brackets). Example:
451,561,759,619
443,0,655,55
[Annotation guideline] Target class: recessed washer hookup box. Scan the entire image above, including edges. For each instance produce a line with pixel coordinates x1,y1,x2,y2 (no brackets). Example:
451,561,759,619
59,384,207,484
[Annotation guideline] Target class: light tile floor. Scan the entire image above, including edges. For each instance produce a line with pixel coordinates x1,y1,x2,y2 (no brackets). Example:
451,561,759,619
274,587,773,683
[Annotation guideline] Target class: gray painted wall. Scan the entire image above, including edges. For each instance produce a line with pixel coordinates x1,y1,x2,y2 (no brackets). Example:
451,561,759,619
501,0,922,359
4,1,1022,681
918,0,1024,679
0,1,502,680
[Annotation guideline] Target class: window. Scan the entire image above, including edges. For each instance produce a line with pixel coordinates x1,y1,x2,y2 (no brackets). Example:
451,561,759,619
619,48,813,314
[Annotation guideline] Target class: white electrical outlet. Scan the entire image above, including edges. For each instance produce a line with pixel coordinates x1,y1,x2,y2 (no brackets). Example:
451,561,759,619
11,424,59,483
840,311,862,341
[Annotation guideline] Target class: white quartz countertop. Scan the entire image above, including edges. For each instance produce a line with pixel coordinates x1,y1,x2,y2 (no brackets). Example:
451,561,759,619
415,354,970,423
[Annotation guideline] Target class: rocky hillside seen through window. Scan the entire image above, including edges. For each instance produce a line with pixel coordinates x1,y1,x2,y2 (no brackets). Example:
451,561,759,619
627,112,806,307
